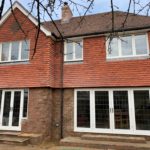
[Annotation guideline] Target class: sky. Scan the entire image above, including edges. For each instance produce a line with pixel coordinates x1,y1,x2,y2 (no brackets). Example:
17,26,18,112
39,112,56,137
3,0,150,20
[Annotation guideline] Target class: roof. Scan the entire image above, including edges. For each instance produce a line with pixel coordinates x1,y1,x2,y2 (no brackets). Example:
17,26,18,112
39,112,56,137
0,1,51,36
2,1,150,39
43,11,150,38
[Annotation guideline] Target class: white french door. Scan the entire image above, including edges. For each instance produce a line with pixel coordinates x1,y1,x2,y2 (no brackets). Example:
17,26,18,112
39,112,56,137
92,90,130,133
0,90,24,131
75,88,150,136
109,90,132,134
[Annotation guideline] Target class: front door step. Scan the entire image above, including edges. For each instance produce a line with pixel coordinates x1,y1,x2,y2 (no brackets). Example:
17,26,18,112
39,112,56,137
81,134,146,143
60,137,150,150
0,132,43,145
0,136,29,145
0,131,20,136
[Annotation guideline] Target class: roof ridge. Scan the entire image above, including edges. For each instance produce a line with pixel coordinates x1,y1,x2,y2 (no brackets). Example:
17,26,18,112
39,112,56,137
44,11,125,22
44,10,150,23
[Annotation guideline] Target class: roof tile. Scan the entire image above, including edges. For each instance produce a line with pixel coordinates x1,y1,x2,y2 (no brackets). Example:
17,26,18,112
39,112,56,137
43,11,150,38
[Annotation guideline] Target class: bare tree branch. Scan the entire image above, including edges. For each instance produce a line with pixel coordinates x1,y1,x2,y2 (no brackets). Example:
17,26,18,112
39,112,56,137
78,0,94,25
110,0,115,33
122,0,132,28
0,0,5,20
32,0,41,58
39,2,64,40
137,1,150,15
9,0,27,38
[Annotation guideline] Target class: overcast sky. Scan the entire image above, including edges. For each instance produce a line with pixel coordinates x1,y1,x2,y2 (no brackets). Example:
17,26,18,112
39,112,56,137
3,0,150,20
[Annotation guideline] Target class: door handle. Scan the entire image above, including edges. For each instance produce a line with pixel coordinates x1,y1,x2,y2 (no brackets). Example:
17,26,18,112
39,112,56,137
109,108,111,113
112,108,114,113
109,108,114,113
9,107,13,111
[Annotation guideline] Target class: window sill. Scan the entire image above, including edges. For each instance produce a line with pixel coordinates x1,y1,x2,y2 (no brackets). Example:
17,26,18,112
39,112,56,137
106,55,150,62
64,60,83,64
0,60,29,65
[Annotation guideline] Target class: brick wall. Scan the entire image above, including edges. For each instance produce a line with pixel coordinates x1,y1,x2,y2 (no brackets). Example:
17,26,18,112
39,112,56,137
0,8,54,88
1,8,150,89
50,89,74,140
51,89,62,140
22,88,52,137
54,33,150,88
63,89,74,137
21,88,74,139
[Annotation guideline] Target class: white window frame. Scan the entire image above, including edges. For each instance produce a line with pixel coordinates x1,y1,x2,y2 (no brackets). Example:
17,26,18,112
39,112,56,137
106,33,150,59
64,40,83,62
74,88,150,136
0,40,30,63
22,89,29,119
0,89,25,131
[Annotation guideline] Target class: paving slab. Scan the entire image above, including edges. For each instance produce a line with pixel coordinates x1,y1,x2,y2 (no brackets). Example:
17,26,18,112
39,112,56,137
0,144,105,150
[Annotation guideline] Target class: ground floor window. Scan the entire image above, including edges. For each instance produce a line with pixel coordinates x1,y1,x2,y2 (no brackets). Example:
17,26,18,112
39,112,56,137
74,88,150,135
134,90,150,130
77,91,90,128
23,89,28,118
0,89,28,131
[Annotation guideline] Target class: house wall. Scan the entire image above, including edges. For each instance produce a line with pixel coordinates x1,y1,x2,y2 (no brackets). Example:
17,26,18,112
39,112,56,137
1,5,150,140
54,32,150,88
22,88,52,137
0,8,55,88
21,88,74,140
51,88,74,140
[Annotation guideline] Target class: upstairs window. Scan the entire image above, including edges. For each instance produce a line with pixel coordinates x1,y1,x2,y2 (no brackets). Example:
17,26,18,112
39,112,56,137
107,34,149,59
64,40,83,62
0,40,29,63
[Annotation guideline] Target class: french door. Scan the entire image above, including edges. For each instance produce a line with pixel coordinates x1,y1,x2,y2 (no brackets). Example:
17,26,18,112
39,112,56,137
94,90,130,133
108,90,131,134
75,88,150,135
0,90,24,131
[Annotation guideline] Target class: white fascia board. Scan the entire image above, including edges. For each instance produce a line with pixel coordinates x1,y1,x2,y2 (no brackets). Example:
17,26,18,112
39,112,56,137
0,2,51,37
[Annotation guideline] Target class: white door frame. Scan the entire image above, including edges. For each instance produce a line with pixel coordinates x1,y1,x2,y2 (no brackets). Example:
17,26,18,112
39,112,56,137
0,89,24,131
74,88,150,136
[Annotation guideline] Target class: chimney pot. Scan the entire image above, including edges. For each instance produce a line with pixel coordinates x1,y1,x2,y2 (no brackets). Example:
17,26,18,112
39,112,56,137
61,2,73,24
64,2,68,6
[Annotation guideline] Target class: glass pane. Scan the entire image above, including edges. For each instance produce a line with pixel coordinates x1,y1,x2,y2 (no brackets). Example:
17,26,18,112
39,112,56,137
2,91,11,126
135,35,147,55
66,42,73,60
1,43,9,61
75,41,82,59
23,89,28,118
21,40,29,60
77,91,90,128
95,91,110,128
12,91,21,126
121,36,132,56
107,38,119,57
134,90,150,130
113,91,130,129
11,42,19,60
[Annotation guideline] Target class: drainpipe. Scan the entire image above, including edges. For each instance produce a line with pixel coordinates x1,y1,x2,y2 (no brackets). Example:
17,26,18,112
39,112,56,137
60,40,64,139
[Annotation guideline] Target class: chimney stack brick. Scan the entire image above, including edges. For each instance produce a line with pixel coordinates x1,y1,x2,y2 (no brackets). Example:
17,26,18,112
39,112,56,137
61,2,73,24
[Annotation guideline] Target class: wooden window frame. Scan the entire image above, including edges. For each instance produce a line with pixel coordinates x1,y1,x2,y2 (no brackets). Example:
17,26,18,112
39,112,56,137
0,40,30,63
106,33,149,59
64,40,83,62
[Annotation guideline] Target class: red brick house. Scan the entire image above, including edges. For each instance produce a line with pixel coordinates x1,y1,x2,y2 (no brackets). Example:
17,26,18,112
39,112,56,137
0,1,150,143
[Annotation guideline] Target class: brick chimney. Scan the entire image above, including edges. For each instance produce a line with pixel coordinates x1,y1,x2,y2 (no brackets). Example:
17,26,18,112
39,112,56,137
61,2,73,24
